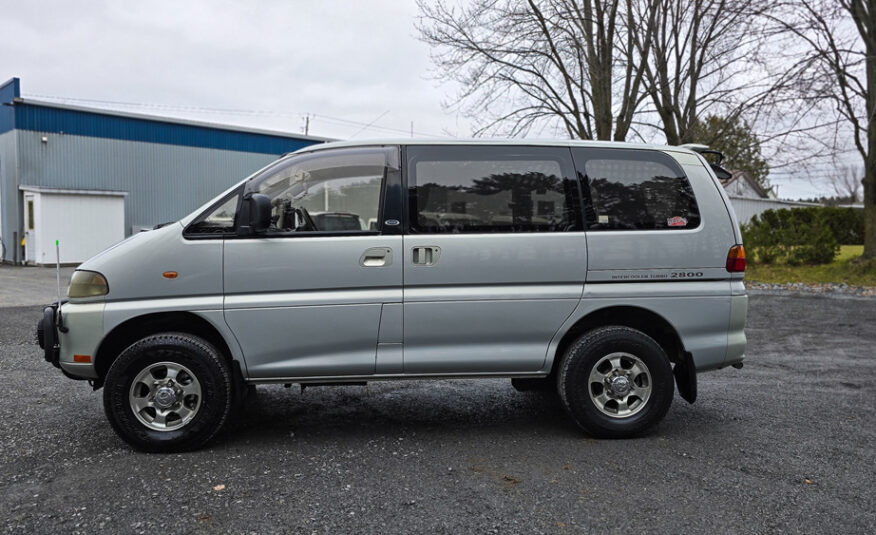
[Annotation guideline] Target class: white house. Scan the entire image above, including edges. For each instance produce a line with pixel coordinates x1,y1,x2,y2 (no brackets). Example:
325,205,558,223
721,170,818,224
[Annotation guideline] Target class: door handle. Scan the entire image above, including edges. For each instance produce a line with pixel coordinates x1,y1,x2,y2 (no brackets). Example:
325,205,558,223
412,246,441,266
359,247,393,267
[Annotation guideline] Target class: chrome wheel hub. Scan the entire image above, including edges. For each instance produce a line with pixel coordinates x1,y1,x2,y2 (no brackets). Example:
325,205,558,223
129,362,202,432
608,375,631,396
588,352,652,419
153,385,179,409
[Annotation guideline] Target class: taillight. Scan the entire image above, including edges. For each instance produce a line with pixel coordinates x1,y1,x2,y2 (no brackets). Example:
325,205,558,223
726,245,746,272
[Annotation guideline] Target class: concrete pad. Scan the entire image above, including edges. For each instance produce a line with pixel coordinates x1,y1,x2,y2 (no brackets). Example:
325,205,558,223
0,265,77,307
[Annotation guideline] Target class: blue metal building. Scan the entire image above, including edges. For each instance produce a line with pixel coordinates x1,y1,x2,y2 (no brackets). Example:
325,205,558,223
0,77,327,264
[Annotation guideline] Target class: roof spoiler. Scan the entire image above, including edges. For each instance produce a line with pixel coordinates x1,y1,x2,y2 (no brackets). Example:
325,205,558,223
680,144,733,180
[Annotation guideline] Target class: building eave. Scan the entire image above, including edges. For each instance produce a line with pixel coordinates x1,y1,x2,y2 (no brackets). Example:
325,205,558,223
19,185,128,197
15,97,334,142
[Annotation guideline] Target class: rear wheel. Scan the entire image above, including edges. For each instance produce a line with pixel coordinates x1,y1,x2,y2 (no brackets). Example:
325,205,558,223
558,326,674,438
103,333,232,452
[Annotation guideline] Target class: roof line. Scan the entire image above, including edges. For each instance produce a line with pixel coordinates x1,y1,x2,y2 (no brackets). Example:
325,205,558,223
16,96,335,142
726,195,818,206
1,77,20,99
19,185,128,196
727,169,771,199
291,137,698,154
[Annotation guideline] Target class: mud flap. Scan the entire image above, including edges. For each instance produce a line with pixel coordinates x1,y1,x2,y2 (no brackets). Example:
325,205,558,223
673,352,697,404
231,360,252,409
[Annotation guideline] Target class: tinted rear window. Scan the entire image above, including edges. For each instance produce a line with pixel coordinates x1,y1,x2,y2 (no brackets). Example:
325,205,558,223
407,146,582,233
572,148,700,230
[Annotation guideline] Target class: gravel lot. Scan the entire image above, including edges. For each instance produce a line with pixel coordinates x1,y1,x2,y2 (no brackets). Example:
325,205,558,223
0,292,874,534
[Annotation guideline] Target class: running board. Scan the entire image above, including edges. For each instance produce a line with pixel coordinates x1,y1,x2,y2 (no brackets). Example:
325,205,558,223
247,372,548,385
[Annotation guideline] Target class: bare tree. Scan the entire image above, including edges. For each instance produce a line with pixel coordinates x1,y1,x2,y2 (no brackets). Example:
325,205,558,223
415,0,656,140
828,164,863,203
632,0,775,145
767,0,875,258
417,0,781,146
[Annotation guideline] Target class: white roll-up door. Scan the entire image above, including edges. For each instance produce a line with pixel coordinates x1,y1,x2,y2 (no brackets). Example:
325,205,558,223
20,187,126,265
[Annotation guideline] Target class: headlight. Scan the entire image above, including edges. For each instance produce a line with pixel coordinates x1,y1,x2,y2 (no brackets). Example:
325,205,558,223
68,270,109,298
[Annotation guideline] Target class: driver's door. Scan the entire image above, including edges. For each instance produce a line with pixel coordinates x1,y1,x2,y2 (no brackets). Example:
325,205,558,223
223,147,403,379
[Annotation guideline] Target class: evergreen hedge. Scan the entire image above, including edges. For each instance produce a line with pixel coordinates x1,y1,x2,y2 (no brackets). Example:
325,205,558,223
741,207,863,265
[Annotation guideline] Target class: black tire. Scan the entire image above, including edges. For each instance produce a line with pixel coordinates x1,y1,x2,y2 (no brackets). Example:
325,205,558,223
103,333,232,453
557,326,674,439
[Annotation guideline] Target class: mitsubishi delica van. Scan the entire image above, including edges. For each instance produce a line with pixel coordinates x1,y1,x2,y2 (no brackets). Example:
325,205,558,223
36,140,748,452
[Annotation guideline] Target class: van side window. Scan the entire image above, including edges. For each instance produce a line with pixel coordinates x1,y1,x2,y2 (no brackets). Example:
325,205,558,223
251,148,390,234
573,149,700,230
407,146,582,233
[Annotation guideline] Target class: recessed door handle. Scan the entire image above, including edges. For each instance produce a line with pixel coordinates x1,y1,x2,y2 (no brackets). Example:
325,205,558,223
360,247,393,267
412,246,440,266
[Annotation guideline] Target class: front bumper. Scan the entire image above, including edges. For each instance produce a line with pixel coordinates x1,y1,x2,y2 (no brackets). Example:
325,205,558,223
36,301,103,380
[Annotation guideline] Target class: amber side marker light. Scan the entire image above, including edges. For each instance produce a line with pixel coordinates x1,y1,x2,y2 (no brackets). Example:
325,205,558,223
726,245,746,272
163,271,178,279
73,355,92,363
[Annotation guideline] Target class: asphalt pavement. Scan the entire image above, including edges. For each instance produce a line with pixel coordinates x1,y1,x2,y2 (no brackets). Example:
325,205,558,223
0,287,874,534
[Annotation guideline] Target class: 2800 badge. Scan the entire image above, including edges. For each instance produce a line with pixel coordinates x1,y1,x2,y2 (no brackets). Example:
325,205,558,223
670,271,704,279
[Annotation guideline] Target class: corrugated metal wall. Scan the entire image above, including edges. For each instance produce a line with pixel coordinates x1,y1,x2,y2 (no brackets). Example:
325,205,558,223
0,130,19,261
0,78,18,134
14,102,317,154
727,196,819,225
15,131,279,239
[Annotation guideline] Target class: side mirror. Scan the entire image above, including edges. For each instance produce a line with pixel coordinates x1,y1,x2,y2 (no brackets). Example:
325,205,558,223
238,193,272,236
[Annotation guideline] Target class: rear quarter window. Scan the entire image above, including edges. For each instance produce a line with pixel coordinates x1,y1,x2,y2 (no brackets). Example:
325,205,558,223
572,148,700,231
407,145,582,234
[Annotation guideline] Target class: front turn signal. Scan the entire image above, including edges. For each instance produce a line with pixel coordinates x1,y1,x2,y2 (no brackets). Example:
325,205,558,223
726,245,746,272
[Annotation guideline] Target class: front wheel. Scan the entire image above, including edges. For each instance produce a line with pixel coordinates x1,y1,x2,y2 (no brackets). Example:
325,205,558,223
103,333,232,452
557,326,674,439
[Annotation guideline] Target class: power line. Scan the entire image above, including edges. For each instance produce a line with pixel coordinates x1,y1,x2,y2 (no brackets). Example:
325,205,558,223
27,93,449,138
349,110,390,138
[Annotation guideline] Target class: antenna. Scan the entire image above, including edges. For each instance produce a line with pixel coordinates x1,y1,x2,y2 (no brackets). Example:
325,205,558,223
55,239,68,333
55,239,62,304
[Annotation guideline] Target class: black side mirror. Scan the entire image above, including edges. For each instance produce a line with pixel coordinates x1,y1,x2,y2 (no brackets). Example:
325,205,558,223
238,193,272,236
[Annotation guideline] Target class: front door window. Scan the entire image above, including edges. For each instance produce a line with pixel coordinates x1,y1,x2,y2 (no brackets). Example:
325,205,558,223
252,148,390,234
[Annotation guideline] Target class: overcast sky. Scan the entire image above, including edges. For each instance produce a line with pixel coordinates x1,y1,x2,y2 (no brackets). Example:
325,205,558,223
0,0,843,199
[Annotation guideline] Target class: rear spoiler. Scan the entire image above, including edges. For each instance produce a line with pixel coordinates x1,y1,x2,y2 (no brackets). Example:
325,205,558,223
680,144,733,180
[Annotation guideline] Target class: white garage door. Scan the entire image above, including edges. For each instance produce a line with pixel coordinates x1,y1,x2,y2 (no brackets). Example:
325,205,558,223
20,187,126,265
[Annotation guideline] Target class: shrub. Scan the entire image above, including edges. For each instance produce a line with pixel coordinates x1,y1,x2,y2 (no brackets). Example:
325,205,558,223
817,206,865,244
786,225,838,265
741,206,854,265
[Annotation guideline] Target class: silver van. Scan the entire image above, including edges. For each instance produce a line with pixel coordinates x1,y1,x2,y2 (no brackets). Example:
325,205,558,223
37,140,747,452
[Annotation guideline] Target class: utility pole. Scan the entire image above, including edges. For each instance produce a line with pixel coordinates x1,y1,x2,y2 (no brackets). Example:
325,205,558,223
410,121,414,138
304,114,310,136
